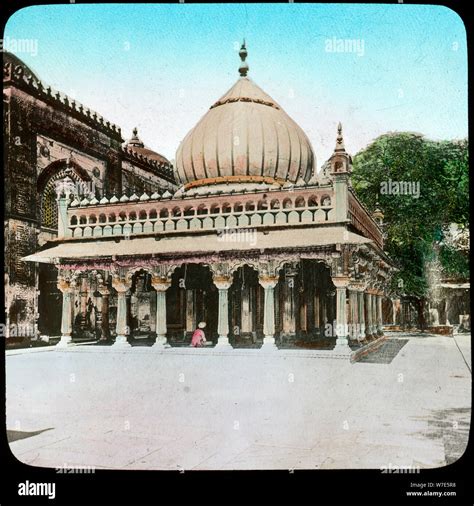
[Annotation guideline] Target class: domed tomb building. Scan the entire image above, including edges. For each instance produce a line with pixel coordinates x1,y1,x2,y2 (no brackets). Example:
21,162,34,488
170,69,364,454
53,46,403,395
25,43,394,356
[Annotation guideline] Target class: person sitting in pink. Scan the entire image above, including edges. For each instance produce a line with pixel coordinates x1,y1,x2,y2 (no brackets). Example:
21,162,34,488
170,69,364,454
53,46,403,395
191,321,207,347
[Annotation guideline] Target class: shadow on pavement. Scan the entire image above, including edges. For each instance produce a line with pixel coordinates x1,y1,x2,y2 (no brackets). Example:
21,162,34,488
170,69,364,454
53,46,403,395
7,427,54,443
413,407,471,465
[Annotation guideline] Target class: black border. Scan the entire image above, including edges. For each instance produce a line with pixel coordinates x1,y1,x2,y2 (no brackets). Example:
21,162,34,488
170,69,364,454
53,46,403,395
1,1,472,505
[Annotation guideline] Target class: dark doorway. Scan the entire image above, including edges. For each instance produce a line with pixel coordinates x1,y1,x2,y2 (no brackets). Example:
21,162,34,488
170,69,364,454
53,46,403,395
38,264,61,336
167,264,218,343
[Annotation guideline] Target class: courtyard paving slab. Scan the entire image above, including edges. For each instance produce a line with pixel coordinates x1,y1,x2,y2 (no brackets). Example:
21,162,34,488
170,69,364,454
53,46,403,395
6,332,471,470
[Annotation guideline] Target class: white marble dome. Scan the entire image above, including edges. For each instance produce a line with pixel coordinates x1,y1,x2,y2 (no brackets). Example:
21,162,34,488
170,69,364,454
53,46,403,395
175,45,315,187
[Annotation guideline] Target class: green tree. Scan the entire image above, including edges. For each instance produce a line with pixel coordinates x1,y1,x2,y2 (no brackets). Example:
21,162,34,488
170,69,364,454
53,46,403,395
352,133,469,323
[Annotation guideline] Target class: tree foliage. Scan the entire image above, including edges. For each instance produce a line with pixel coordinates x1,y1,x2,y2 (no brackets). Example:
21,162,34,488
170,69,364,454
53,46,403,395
352,133,469,298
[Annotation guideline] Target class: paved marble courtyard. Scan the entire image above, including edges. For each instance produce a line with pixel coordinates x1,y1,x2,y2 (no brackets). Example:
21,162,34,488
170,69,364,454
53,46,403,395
6,332,471,470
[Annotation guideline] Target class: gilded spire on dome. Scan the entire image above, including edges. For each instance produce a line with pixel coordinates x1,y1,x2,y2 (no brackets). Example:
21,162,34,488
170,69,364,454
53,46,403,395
335,122,346,152
238,40,249,77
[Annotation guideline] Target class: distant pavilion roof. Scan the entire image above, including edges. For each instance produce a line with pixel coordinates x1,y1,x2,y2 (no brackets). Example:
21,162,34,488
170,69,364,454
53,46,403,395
124,127,170,166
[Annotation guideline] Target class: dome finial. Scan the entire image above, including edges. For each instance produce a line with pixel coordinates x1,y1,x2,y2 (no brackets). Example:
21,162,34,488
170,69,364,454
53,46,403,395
127,127,144,148
238,40,249,77
335,122,346,152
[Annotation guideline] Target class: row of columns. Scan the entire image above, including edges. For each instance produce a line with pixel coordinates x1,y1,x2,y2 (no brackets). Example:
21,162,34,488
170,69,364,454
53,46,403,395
112,276,173,349
56,272,385,351
208,274,279,349
56,271,282,350
332,279,384,349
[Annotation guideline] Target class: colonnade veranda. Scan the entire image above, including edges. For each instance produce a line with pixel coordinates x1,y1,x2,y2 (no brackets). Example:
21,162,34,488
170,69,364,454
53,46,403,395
55,254,387,351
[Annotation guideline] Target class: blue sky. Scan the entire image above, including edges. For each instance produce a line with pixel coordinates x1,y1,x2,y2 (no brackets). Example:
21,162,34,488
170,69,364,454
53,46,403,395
4,3,467,168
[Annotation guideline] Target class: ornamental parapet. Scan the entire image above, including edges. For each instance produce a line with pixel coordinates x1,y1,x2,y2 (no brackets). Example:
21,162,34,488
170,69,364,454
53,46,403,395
56,181,383,249
60,186,337,239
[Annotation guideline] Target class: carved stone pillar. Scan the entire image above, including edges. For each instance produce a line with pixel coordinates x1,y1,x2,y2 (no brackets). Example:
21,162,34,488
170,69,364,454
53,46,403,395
258,275,279,349
371,293,377,336
274,283,281,333
213,276,233,348
152,277,171,348
126,291,133,336
376,294,384,336
365,292,373,339
112,276,132,347
348,289,359,341
332,277,351,352
281,268,297,339
356,289,366,340
56,276,76,348
98,287,110,341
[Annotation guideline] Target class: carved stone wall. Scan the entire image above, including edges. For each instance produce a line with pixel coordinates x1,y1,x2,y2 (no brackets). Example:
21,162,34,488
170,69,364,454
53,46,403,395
4,57,176,340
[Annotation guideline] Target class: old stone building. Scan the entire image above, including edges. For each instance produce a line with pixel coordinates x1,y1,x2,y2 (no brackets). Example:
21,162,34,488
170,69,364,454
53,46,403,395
22,43,395,356
3,51,176,342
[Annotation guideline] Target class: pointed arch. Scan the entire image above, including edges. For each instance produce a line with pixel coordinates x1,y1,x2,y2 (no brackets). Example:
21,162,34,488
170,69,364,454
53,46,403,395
38,159,92,230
